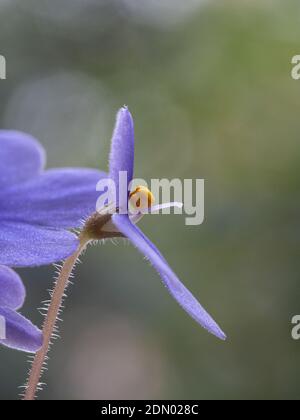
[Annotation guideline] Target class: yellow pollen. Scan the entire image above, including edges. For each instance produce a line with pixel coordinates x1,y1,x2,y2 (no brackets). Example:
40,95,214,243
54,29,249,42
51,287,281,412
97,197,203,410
129,186,155,210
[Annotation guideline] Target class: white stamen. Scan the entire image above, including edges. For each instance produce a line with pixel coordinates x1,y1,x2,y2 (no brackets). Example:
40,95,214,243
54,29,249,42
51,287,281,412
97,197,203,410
101,202,184,232
142,202,183,214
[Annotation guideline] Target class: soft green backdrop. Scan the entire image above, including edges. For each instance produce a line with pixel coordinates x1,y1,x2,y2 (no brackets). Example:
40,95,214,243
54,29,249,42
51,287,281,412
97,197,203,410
0,0,299,400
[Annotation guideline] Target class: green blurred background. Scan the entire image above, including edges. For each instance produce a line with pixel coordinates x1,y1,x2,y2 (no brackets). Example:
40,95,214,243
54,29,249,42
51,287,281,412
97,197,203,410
1,0,300,400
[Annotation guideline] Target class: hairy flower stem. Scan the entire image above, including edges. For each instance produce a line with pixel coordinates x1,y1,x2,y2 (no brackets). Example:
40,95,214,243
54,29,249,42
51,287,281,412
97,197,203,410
23,212,120,400
23,239,87,401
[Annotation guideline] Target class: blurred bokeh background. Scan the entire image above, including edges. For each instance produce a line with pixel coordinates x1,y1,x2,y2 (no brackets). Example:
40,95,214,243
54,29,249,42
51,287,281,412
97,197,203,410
1,0,300,400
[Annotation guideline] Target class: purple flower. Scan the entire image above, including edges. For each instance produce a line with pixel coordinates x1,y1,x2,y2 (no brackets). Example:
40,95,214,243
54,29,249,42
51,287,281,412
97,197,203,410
0,131,104,267
0,265,42,352
23,108,226,399
87,108,226,340
0,130,104,352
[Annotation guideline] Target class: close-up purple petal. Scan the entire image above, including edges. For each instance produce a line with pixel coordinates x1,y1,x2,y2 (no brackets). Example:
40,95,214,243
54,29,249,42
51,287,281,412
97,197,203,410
0,266,42,353
0,131,103,267
0,168,106,229
109,107,135,208
112,214,226,340
0,265,25,310
0,307,42,353
0,131,45,188
0,221,79,267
